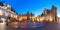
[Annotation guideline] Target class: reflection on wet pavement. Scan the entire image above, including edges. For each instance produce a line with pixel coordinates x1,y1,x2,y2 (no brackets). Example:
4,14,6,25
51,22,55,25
0,22,60,30
0,23,6,30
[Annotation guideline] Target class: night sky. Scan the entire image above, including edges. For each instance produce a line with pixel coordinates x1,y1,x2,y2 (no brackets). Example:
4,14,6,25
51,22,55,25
0,0,60,17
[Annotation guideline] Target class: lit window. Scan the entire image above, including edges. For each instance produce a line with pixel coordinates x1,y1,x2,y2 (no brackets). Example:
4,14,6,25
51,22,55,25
5,13,9,16
11,14,13,17
5,7,7,9
0,10,3,15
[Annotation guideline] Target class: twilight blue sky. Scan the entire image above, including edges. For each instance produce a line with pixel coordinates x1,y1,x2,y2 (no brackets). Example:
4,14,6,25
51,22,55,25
0,0,60,17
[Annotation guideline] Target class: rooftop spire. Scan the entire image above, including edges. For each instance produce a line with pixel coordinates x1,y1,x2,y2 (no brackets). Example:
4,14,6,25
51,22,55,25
52,5,57,10
3,1,6,6
0,1,4,6
52,5,57,9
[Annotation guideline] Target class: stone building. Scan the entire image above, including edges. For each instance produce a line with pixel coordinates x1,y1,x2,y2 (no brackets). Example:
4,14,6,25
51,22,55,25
0,1,18,22
35,5,57,22
18,12,35,22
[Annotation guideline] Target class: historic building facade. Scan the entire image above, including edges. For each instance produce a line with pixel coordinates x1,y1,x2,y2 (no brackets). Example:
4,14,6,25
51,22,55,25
35,6,57,22
0,2,18,22
18,12,35,22
0,1,58,22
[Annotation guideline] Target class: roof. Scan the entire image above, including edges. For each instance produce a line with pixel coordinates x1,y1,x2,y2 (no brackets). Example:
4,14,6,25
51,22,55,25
0,1,4,6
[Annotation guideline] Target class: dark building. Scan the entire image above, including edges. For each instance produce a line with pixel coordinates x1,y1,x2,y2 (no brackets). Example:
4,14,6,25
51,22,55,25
0,1,4,6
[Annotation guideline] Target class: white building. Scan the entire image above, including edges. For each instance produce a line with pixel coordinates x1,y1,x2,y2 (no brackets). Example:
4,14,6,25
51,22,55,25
0,2,18,22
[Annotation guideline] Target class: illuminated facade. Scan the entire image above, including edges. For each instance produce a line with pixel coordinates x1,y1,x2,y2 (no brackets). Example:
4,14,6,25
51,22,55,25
18,6,58,22
35,6,57,22
0,1,58,22
0,2,18,22
18,12,34,21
